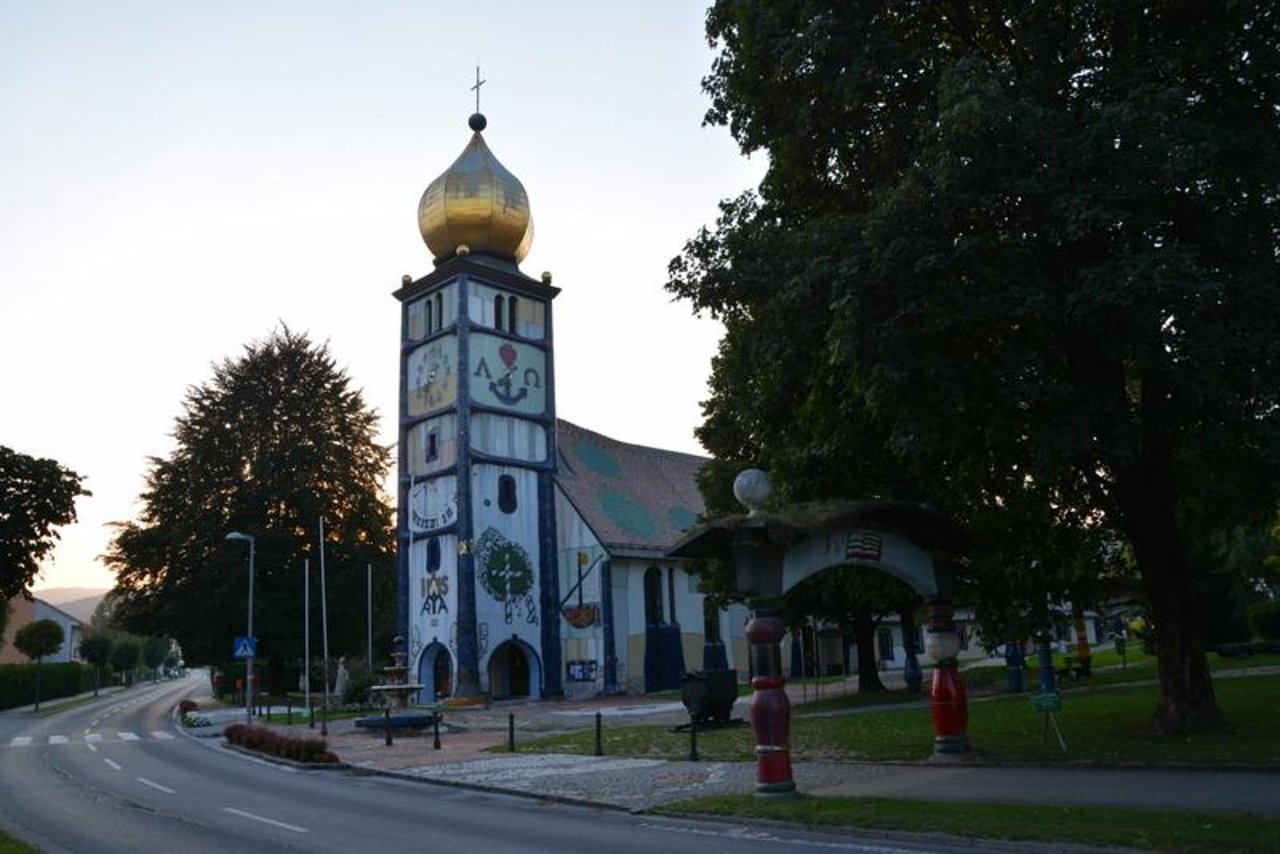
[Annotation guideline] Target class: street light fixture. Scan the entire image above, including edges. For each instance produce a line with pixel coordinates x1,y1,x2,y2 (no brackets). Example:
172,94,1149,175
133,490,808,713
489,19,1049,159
225,531,255,724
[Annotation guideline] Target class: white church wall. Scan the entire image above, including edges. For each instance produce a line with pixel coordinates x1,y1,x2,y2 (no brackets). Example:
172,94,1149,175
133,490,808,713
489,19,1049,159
407,414,459,477
552,488,608,699
471,464,543,688
406,282,458,341
407,532,458,686
470,413,548,462
468,282,546,340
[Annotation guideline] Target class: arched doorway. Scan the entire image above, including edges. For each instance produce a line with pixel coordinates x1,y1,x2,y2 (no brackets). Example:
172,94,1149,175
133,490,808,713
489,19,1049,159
416,643,452,703
488,640,540,698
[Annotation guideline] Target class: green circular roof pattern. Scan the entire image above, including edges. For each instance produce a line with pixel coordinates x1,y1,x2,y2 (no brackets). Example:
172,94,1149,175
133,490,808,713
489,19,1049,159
572,439,621,478
598,489,657,540
668,506,698,532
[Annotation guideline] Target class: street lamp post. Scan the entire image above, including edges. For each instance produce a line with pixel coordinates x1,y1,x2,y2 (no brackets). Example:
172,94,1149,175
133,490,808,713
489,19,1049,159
225,531,255,724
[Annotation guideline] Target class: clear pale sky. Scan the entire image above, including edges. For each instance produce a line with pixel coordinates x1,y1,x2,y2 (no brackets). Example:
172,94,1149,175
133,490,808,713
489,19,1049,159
1,2,763,593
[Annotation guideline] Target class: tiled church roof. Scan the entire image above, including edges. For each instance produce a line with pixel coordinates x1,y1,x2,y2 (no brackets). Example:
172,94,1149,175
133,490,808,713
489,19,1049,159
555,419,707,558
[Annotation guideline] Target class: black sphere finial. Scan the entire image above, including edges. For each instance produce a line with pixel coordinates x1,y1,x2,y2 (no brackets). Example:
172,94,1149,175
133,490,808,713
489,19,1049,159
469,112,487,132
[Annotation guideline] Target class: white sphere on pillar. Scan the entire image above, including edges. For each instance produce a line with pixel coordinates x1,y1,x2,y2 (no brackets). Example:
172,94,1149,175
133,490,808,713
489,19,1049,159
733,469,771,516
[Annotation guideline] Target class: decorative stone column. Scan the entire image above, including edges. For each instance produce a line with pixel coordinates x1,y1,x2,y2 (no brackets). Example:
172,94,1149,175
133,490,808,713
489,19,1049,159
925,598,969,755
745,598,795,797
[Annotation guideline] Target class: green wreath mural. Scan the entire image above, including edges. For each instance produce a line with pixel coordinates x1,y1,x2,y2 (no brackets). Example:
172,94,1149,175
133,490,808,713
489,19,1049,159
475,527,537,625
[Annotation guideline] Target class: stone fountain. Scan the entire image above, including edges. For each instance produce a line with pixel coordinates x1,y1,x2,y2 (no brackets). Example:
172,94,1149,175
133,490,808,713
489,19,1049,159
355,636,433,730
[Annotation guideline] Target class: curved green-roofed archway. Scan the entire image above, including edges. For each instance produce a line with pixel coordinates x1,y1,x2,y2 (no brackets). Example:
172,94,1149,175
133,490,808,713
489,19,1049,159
598,489,656,539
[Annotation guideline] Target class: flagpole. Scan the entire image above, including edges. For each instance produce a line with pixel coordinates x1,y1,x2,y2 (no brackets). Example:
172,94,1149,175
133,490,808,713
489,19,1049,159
319,516,331,737
366,563,373,676
304,558,313,728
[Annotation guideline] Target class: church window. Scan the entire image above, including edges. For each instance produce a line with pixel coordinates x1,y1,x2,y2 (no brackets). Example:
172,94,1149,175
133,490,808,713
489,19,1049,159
494,295,505,331
425,429,439,462
667,568,678,626
497,474,517,513
507,296,519,335
424,300,434,335
427,536,441,573
644,566,663,625
408,299,426,340
434,293,444,332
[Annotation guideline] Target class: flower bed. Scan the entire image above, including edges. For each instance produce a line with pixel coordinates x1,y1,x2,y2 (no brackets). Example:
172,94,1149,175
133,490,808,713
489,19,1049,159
223,723,339,764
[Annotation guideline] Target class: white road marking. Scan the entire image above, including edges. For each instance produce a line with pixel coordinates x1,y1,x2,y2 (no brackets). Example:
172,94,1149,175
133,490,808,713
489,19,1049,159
85,733,103,743
89,719,99,727
85,742,98,753
137,777,175,794
150,731,175,740
104,759,122,771
118,732,140,741
223,807,308,833
9,737,32,747
49,735,69,745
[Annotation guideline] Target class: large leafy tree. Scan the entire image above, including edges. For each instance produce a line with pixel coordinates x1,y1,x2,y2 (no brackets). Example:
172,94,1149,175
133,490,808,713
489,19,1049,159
670,2,1280,733
15,618,65,711
105,327,396,675
77,630,114,696
0,446,89,601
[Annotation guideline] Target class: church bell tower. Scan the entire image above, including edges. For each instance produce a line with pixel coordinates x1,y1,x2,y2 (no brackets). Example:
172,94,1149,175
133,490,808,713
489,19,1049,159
394,110,562,700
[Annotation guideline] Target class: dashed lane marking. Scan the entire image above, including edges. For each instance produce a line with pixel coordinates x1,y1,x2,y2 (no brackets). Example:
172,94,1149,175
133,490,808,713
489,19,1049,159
223,808,308,834
137,777,175,794
104,759,122,771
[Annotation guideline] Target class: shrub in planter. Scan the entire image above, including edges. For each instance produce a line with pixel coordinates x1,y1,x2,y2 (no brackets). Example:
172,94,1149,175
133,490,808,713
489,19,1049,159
178,699,199,716
223,723,338,763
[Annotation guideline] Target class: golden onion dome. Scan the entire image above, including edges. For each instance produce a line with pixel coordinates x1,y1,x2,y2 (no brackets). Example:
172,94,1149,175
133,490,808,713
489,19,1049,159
418,113,533,264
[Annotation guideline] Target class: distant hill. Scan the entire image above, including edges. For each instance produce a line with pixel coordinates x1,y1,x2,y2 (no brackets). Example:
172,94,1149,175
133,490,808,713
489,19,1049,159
31,587,110,624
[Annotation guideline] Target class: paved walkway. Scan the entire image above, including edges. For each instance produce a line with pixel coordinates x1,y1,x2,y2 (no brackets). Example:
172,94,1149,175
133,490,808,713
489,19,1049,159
188,685,1280,819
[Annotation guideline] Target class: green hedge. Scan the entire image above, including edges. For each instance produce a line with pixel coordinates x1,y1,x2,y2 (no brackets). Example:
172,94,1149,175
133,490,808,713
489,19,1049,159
1250,600,1280,640
0,662,92,710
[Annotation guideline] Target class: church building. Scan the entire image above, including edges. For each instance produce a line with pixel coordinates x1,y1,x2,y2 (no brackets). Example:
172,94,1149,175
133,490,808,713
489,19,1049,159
393,111,744,701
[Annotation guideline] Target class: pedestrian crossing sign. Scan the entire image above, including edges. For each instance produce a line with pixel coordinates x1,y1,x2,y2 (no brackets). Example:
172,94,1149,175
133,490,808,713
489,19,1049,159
233,636,256,659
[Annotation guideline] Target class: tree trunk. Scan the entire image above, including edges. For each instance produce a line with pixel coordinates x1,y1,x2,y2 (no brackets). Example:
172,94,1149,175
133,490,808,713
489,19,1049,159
853,606,887,693
1114,465,1224,734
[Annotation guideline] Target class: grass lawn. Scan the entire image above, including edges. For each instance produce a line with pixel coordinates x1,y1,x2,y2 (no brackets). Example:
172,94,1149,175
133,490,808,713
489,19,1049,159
656,795,1280,854
0,829,37,853
516,670,1280,765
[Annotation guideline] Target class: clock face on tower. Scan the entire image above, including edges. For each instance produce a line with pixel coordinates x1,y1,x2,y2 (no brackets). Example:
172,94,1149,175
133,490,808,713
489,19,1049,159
407,337,458,416
409,476,459,533
469,332,546,415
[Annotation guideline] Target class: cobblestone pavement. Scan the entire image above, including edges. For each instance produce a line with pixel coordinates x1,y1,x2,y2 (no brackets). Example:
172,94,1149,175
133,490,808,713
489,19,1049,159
188,677,1280,818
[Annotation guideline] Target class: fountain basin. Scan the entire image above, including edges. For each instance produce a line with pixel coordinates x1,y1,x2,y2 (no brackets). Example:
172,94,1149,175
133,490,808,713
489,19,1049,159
354,711,438,729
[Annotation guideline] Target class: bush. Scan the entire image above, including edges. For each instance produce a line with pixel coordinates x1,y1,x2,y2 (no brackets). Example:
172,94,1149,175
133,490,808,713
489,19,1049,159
177,699,199,716
0,662,89,710
343,669,378,707
223,724,338,764
1249,600,1280,640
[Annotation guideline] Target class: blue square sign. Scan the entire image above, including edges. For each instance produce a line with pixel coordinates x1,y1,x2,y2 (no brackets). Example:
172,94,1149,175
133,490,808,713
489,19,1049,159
233,636,256,659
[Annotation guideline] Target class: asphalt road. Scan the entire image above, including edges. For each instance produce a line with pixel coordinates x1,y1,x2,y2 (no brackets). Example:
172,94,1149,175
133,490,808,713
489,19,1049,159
0,674,1086,854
